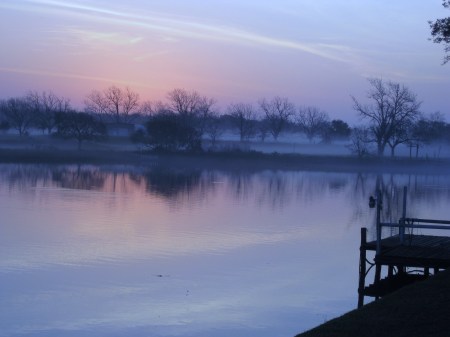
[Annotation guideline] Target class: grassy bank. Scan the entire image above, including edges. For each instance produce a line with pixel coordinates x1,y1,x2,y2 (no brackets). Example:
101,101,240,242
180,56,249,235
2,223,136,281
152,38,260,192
0,146,450,174
296,269,450,337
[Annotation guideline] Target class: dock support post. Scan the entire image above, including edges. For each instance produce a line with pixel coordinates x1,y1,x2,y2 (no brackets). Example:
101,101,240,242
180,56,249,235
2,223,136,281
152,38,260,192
358,227,367,309
400,186,407,244
376,190,382,255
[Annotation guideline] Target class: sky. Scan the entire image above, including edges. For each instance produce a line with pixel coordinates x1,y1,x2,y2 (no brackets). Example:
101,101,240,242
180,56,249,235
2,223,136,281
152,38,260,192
0,0,449,122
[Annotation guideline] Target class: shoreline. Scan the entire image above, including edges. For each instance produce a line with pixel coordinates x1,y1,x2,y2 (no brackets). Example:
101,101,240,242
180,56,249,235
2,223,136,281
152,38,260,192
0,147,449,174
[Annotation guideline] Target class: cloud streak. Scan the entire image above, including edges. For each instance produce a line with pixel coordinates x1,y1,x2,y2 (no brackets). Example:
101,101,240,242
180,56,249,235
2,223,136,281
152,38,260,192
0,67,150,88
1,0,359,64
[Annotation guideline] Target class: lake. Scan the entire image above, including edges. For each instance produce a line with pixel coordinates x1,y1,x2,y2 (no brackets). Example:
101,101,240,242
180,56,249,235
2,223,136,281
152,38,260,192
1,163,450,337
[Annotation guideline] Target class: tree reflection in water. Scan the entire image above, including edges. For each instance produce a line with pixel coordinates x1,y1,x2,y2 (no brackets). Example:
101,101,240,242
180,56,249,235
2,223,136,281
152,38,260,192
0,164,450,225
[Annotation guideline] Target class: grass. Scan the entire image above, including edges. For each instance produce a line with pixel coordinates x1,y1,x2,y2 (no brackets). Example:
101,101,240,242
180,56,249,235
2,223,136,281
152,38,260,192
0,135,450,174
1,146,449,174
296,269,450,337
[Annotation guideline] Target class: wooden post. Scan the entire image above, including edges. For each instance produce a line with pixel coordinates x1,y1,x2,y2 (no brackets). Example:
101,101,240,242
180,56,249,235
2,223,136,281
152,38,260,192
376,190,382,255
400,186,407,244
358,228,368,309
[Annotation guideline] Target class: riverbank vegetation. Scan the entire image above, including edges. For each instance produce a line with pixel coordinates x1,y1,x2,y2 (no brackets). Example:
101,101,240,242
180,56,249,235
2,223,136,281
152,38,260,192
1,80,449,159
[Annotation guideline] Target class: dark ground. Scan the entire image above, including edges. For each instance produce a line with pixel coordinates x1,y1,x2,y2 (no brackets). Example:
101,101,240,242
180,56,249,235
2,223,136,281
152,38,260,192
296,269,450,337
0,146,449,175
1,134,450,174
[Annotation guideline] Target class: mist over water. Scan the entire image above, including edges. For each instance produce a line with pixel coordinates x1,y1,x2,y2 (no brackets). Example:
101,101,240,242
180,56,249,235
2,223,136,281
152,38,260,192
1,163,450,337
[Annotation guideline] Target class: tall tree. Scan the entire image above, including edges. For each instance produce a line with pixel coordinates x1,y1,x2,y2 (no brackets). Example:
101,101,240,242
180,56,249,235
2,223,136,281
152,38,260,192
27,91,70,134
85,86,140,123
429,0,450,64
146,112,201,152
0,97,34,136
352,78,421,156
258,96,295,140
227,103,257,141
328,119,352,140
167,88,201,117
166,88,216,138
55,111,106,150
296,106,329,142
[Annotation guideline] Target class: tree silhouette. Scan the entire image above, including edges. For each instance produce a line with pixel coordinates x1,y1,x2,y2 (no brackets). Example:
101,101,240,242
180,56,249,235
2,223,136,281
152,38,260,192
27,91,71,134
0,97,34,136
85,86,140,123
352,78,421,156
227,103,257,142
296,106,329,142
258,96,295,140
429,0,450,64
146,112,201,152
56,111,106,149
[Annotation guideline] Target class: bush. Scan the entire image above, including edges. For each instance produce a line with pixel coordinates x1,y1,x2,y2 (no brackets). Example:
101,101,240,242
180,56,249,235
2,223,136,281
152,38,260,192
146,112,202,152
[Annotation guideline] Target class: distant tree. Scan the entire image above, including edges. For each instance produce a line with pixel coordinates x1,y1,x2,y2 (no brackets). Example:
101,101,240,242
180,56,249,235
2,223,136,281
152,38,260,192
257,118,270,142
27,91,71,134
167,88,201,117
55,111,106,150
412,111,447,143
85,85,140,123
0,97,34,136
166,88,216,138
351,78,421,156
139,100,156,116
146,112,201,152
258,96,295,140
203,111,223,147
429,0,450,64
347,126,372,157
329,119,351,139
195,96,217,137
227,103,257,141
0,120,9,133
296,106,330,142
386,119,415,157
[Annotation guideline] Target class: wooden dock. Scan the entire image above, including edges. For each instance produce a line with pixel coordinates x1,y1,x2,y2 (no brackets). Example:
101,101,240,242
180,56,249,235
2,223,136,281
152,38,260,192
357,188,450,308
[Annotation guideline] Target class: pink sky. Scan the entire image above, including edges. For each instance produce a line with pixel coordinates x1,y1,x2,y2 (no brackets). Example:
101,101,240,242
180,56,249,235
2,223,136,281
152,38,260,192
0,0,449,122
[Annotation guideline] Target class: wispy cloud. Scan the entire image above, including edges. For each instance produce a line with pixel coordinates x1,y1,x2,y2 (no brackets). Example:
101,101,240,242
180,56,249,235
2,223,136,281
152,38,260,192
1,0,359,64
66,28,144,46
0,67,150,88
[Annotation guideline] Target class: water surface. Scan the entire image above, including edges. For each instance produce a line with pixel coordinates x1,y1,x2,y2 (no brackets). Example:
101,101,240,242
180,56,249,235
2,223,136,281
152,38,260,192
1,164,450,337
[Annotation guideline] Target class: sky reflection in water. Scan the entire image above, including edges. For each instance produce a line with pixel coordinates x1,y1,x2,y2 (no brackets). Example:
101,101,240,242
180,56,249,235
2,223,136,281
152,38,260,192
1,164,450,337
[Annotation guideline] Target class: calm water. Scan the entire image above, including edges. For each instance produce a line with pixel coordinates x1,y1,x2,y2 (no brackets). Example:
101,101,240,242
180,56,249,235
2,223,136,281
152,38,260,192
1,163,450,337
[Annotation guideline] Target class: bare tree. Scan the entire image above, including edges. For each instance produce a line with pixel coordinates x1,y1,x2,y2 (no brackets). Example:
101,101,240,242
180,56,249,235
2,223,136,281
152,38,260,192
167,88,201,117
85,86,140,123
140,100,156,116
27,91,71,134
166,88,216,138
196,96,217,136
296,106,329,142
258,96,295,140
56,110,106,150
203,110,223,147
0,97,34,136
227,103,257,141
347,126,372,157
352,78,421,156
386,119,415,157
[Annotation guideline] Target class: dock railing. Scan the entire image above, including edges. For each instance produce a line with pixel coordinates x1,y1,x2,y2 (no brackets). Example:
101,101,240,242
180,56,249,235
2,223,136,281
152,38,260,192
374,186,450,254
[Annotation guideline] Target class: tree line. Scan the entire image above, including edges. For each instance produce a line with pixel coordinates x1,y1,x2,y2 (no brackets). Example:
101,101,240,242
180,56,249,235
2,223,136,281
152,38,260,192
0,79,448,156
0,86,352,150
